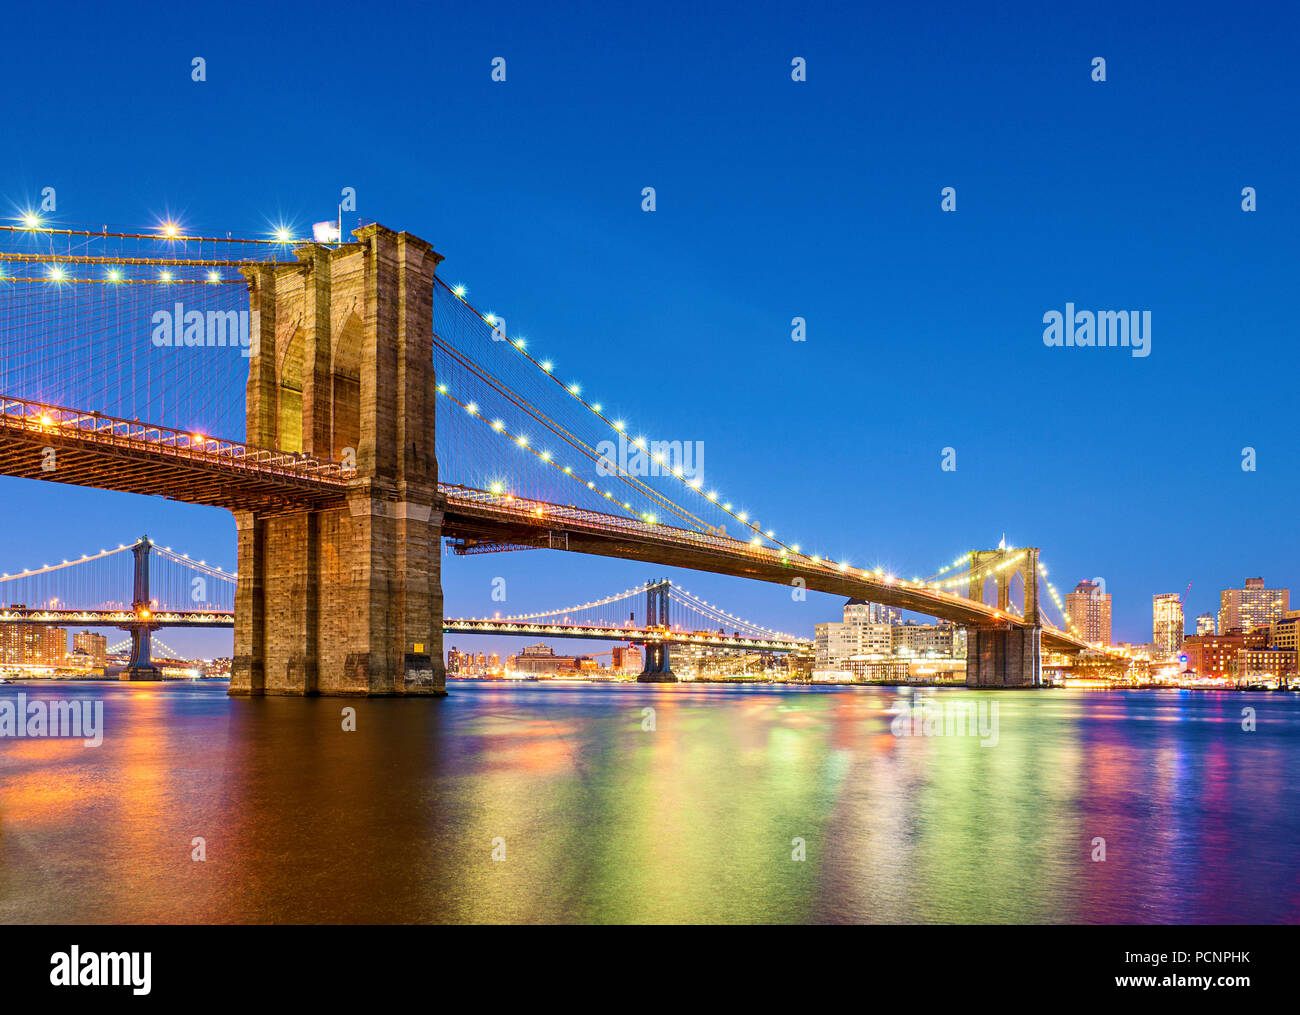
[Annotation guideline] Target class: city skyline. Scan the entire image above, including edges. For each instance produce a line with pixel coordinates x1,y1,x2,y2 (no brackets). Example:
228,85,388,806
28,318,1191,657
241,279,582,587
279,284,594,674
0,534,1293,665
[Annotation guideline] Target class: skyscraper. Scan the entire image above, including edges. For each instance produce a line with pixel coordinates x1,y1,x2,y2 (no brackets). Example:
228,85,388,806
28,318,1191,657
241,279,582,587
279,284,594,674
1066,580,1111,645
1218,578,1289,634
1196,613,1215,636
1152,594,1185,656
0,624,66,666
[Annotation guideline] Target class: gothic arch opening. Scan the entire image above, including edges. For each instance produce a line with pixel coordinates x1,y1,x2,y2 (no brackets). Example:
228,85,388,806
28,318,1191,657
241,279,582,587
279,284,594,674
331,311,362,464
278,325,304,452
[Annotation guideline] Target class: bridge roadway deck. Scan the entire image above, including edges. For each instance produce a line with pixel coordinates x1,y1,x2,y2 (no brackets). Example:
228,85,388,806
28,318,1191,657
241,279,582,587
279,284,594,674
442,619,807,652
0,608,233,628
439,487,1087,652
0,396,347,512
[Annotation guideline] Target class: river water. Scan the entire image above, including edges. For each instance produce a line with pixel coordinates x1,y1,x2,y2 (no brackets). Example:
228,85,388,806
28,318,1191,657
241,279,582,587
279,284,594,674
1,680,1296,924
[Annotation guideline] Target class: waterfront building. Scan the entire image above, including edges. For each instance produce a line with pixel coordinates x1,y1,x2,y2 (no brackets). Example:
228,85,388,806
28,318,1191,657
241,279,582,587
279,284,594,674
785,647,814,680
1180,632,1245,680
1238,647,1297,683
73,630,108,669
512,642,598,676
1218,578,1289,634
841,657,909,682
816,600,959,672
892,620,957,657
0,624,66,667
1066,580,1112,646
813,620,859,669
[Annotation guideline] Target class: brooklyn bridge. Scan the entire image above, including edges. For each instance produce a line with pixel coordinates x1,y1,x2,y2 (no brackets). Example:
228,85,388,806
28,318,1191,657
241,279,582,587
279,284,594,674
0,218,1105,694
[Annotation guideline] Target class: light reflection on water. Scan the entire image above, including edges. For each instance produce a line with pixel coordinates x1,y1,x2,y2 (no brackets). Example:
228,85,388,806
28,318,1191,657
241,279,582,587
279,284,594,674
1,680,1297,924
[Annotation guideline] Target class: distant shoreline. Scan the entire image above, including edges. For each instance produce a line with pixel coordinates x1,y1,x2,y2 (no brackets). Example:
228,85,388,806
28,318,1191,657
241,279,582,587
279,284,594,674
3,675,1292,693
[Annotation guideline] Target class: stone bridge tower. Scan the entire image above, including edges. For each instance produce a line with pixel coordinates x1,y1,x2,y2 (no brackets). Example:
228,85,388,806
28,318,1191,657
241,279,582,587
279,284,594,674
965,546,1041,688
229,224,445,696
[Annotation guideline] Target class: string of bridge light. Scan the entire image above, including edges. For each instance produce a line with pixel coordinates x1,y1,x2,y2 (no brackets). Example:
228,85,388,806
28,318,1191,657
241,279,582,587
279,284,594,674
437,277,802,551
435,382,671,524
918,553,1083,639
145,635,189,662
108,636,200,659
1,216,305,284
925,553,976,584
0,266,242,285
667,585,800,640
1036,563,1086,640
151,545,237,582
0,254,249,286
1004,594,1064,634
431,333,707,531
484,585,647,622
3,217,306,245
0,544,134,580
928,550,1028,591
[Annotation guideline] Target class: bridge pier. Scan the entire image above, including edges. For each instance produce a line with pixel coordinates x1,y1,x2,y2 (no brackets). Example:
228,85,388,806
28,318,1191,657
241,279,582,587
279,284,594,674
121,625,162,680
230,224,446,697
637,642,676,682
966,625,1041,687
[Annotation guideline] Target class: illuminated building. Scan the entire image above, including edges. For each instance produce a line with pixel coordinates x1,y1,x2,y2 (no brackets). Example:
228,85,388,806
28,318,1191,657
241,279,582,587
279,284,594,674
840,657,909,682
892,620,958,657
785,647,814,679
1218,578,1289,634
1180,632,1244,680
1152,593,1185,657
816,600,957,671
1065,580,1111,646
1269,614,1300,652
1238,647,1296,682
73,630,108,669
0,624,66,666
610,645,642,673
1196,613,1215,636
814,621,857,668
35,625,64,665
512,642,597,675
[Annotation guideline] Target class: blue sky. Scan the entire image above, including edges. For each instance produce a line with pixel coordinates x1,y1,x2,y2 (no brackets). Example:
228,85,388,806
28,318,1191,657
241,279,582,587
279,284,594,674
2,0,1298,656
